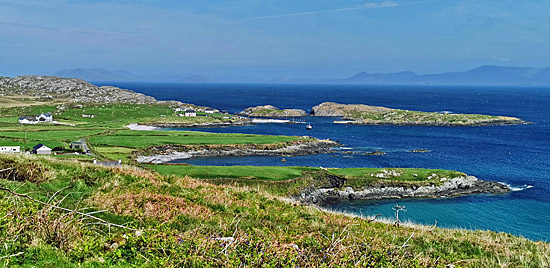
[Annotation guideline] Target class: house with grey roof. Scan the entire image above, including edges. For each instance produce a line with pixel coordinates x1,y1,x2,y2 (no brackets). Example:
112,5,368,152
32,144,52,155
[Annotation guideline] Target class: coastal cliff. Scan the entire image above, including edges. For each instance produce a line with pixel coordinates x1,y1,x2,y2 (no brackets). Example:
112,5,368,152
311,102,527,126
238,105,308,118
294,170,510,205
136,139,338,163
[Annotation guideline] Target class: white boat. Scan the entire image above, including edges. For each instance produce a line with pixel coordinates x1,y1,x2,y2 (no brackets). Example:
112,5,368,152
306,124,313,130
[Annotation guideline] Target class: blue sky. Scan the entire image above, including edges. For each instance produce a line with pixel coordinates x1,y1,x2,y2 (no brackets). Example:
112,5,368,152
1,0,550,79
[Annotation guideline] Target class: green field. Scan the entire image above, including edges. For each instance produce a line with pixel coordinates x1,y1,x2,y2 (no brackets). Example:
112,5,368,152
1,103,242,129
148,165,314,181
90,130,304,149
0,104,305,160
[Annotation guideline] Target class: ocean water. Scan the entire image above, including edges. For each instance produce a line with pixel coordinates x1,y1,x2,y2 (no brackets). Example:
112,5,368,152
96,82,550,241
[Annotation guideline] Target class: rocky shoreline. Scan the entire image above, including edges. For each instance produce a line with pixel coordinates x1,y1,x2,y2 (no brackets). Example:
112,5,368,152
296,174,510,205
136,139,338,164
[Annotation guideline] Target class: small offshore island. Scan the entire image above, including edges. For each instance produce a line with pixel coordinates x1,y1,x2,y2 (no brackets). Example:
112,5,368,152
311,102,528,126
0,76,546,267
238,105,308,118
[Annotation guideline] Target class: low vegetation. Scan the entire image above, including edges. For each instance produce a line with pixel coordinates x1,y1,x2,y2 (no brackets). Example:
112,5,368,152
346,109,518,125
0,154,548,267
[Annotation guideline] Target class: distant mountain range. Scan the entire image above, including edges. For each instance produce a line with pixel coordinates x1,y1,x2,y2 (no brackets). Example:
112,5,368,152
53,66,550,85
330,65,550,86
53,68,216,83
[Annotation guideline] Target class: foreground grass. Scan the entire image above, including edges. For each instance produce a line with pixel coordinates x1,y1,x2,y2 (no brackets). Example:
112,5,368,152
1,154,548,267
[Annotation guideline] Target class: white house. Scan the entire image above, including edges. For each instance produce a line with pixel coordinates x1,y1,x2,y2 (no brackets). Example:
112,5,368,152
173,107,184,112
184,110,197,117
32,144,52,155
205,108,215,114
36,113,53,122
0,146,20,154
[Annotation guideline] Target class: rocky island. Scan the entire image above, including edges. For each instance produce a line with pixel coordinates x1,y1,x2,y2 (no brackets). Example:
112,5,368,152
238,105,308,118
311,102,528,126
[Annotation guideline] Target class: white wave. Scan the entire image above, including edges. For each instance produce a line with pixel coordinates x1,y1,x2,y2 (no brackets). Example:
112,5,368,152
502,182,534,192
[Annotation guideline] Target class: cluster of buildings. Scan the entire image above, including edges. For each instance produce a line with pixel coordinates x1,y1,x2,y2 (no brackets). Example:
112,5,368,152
0,139,89,156
0,144,51,155
18,113,53,124
173,107,225,117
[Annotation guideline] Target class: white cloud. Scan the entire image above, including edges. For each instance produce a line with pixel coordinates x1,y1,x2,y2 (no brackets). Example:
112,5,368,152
491,56,510,62
243,1,399,21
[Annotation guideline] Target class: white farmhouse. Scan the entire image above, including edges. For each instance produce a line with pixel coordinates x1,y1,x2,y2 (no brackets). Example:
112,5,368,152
0,146,21,154
184,110,197,117
32,144,52,155
205,108,215,114
36,113,53,122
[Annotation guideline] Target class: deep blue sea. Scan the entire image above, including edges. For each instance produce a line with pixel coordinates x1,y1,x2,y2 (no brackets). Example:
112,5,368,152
97,82,550,241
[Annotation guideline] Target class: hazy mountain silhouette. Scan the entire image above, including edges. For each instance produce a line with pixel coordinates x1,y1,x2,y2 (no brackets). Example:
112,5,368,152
338,66,550,85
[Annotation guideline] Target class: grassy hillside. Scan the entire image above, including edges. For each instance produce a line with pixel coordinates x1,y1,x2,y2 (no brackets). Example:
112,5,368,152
1,154,548,267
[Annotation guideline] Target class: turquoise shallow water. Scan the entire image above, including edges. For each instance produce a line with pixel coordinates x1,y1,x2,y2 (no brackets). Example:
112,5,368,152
96,82,550,241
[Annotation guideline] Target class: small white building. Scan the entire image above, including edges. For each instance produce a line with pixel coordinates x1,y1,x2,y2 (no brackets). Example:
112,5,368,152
173,107,184,112
36,113,53,122
19,116,38,124
205,108,215,114
33,144,52,155
184,110,197,117
0,146,20,154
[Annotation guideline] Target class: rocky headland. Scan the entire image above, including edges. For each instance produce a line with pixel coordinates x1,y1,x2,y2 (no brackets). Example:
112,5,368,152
136,139,338,164
295,170,510,205
311,102,528,126
0,75,157,104
238,105,308,118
